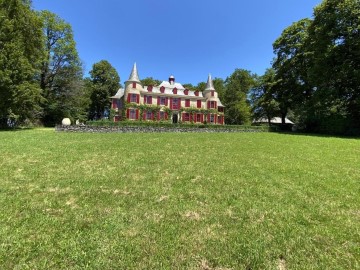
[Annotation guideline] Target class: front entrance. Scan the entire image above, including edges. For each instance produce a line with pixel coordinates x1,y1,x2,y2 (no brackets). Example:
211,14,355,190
172,113,178,124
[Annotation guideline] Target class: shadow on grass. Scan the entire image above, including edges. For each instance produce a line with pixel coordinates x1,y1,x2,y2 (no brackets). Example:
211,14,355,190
273,130,360,140
0,127,36,132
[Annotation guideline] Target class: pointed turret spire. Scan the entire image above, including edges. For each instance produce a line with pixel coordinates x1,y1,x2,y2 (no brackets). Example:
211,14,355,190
205,74,215,91
128,62,140,83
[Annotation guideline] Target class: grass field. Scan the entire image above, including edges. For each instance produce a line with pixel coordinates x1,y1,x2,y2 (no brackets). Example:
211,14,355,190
0,129,359,269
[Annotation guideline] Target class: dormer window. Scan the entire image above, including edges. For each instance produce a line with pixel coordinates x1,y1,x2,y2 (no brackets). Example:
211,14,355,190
160,86,165,93
184,89,189,95
147,85,153,92
194,91,199,96
173,88,177,94
132,82,136,88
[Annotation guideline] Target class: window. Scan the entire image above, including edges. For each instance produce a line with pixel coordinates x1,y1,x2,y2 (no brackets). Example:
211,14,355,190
160,86,165,93
172,98,180,109
210,114,214,123
147,86,153,92
195,91,199,96
197,100,201,108
173,88,177,94
159,111,165,120
185,99,190,107
112,99,118,109
159,97,166,105
146,111,152,120
211,90,214,97
196,114,201,122
210,101,216,108
129,109,136,119
184,89,189,95
184,113,190,121
132,82,136,88
130,94,137,103
144,95,152,104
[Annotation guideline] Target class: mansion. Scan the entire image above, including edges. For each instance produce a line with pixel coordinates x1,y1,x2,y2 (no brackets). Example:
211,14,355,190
111,63,225,124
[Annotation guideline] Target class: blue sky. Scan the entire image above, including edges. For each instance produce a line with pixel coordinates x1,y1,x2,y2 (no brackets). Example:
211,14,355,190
33,0,322,85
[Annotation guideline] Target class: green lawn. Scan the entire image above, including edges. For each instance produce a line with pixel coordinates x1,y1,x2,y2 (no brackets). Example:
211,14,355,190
0,129,359,269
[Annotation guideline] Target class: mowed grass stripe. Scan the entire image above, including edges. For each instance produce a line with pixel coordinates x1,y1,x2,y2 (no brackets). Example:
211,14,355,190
0,129,359,269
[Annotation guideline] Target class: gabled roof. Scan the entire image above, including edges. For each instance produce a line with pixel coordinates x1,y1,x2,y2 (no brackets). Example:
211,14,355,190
158,81,185,90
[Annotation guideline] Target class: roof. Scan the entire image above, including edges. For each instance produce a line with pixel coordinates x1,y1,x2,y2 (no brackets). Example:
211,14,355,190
205,74,215,91
111,88,125,99
254,117,294,124
127,63,140,83
144,85,204,98
158,81,185,90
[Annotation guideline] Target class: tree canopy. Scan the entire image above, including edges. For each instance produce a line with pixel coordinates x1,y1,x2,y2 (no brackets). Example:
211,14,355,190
267,0,360,134
223,69,255,125
0,0,43,127
39,10,86,126
88,60,120,120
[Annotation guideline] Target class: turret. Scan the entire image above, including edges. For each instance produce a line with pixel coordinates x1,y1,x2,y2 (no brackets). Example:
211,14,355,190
125,63,143,104
203,74,218,99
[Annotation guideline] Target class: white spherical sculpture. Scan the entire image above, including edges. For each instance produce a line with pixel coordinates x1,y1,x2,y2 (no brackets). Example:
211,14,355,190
62,118,71,126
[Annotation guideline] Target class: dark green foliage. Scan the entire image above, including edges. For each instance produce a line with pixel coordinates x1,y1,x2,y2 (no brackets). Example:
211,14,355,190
250,68,280,124
212,78,226,102
269,0,360,135
223,69,255,125
0,0,43,127
88,60,120,120
39,11,86,126
196,82,206,92
306,0,360,133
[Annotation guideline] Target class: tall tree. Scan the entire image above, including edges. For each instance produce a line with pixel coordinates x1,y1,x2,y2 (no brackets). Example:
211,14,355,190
223,69,255,125
39,10,85,126
250,68,280,125
272,18,313,125
0,0,43,127
88,60,120,120
307,0,360,133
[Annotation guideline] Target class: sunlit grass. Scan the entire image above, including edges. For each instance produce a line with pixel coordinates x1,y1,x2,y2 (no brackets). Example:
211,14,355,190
0,129,359,269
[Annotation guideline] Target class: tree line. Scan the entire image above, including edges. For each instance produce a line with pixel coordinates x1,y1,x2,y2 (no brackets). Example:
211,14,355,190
0,0,120,127
252,0,360,135
1,0,359,135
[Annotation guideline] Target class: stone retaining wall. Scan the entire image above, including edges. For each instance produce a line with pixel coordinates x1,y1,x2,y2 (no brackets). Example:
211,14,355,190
55,125,267,133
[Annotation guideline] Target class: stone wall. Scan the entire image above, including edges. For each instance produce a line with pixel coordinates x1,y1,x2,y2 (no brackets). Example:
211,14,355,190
55,125,267,133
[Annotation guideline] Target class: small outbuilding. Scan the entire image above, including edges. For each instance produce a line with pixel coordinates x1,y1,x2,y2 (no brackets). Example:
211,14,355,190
253,117,294,125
